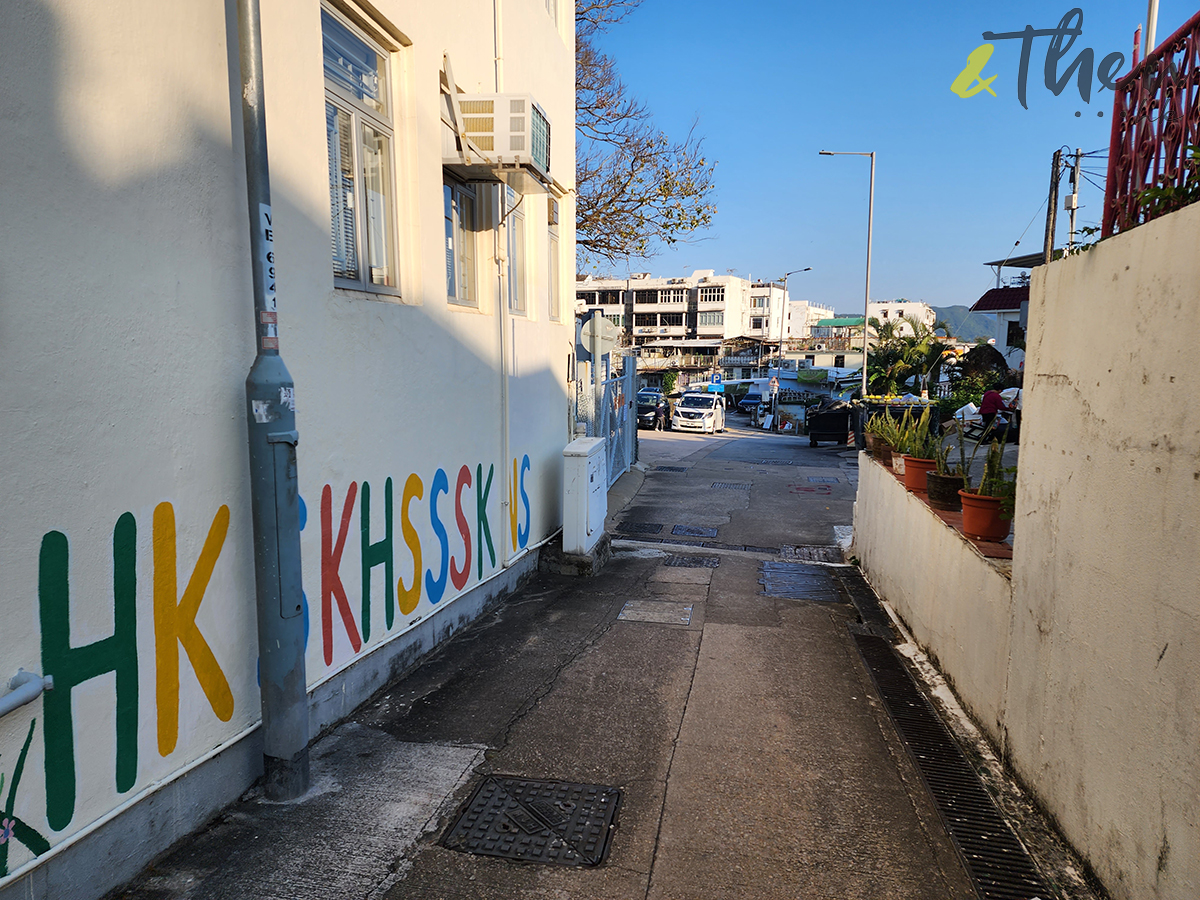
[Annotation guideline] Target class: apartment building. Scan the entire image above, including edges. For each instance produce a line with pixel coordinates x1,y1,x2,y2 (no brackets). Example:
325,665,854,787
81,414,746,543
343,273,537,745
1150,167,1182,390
576,270,771,345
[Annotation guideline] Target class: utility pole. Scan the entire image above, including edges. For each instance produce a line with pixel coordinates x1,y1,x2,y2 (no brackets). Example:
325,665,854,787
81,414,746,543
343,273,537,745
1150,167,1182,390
1066,149,1082,251
1043,149,1063,265
235,0,309,799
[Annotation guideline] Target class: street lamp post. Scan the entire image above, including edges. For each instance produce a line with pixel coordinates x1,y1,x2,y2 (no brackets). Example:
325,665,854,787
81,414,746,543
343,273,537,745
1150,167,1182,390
819,150,875,400
775,268,812,430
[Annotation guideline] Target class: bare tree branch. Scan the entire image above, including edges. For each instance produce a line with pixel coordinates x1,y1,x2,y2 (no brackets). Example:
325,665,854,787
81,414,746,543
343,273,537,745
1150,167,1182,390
575,1,717,266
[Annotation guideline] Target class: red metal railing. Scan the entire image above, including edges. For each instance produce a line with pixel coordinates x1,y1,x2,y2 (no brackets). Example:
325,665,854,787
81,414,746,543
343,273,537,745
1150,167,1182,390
1103,9,1200,236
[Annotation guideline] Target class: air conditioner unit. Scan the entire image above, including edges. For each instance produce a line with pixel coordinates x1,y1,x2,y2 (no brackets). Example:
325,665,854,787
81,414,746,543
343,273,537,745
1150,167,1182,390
442,92,551,188
815,343,826,351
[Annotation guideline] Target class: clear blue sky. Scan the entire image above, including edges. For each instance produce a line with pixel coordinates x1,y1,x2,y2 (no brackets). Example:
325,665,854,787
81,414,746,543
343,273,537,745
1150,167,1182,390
587,0,1196,311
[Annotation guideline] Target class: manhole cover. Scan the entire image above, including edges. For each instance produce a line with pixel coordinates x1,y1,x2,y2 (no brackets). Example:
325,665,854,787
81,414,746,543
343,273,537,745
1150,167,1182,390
618,600,694,624
711,482,751,490
616,522,663,535
654,466,688,473
759,561,842,602
781,545,844,563
664,555,720,568
443,776,621,867
807,476,840,484
672,524,719,538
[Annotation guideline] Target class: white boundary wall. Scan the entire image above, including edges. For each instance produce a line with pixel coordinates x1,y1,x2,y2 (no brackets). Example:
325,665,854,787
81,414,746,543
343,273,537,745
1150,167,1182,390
856,201,1200,900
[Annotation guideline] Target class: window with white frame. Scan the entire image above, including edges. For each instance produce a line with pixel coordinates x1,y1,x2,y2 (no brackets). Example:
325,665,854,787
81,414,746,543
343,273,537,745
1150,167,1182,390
545,0,557,25
751,316,765,330
698,310,724,327
505,186,527,314
699,286,724,303
444,180,477,306
323,8,398,291
547,198,560,320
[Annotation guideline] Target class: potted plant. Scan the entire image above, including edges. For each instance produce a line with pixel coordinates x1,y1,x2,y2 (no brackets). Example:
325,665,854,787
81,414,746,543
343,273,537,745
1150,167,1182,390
890,408,913,474
924,433,963,511
900,407,938,492
867,412,900,467
958,437,1016,541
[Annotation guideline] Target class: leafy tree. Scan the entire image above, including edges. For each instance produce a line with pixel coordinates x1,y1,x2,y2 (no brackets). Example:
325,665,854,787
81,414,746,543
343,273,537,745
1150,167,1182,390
576,1,717,265
661,370,678,395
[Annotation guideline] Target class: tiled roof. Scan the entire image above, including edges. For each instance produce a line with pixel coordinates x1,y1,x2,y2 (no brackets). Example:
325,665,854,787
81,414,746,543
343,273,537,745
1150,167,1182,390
971,286,1028,312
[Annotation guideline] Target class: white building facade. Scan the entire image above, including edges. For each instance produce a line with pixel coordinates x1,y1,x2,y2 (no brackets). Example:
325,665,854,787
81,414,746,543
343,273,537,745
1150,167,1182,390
576,270,781,345
867,299,936,333
0,2,574,898
787,300,836,339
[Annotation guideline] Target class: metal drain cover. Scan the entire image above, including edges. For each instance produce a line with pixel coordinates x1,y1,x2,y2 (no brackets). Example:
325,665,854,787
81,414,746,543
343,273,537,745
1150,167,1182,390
759,561,842,602
672,524,719,538
616,522,663,535
618,600,694,624
711,482,751,490
852,633,1050,900
654,465,688,473
807,476,840,484
664,555,720,568
443,776,621,867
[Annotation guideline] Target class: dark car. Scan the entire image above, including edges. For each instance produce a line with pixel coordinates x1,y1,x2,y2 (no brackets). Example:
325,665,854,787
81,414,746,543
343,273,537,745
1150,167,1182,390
636,391,668,430
737,392,763,413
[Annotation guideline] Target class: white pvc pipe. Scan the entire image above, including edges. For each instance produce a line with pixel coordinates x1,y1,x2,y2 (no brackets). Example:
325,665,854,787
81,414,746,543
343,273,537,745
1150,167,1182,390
0,670,52,719
1145,0,1160,55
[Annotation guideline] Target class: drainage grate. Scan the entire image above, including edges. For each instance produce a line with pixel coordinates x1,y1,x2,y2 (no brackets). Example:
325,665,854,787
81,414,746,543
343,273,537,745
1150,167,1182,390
852,633,1050,900
672,524,719,538
781,545,844,564
758,561,842,602
443,776,621,867
616,522,663,535
664,555,720,568
654,466,689,473
710,482,751,490
756,459,796,466
807,476,840,484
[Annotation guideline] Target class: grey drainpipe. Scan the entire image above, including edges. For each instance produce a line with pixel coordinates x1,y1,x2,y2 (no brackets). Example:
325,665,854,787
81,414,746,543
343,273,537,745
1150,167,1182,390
234,0,309,800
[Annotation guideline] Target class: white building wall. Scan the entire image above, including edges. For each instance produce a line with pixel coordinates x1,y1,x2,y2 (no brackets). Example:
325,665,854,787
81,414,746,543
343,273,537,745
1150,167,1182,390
868,300,935,333
0,0,573,896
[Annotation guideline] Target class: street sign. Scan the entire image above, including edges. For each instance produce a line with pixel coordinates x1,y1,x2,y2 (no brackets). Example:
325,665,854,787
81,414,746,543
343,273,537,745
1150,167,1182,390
580,315,619,356
710,373,722,384
769,376,779,394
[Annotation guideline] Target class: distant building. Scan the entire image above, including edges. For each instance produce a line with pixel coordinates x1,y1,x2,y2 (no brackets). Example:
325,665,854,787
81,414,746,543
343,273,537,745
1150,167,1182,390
576,270,783,345
970,286,1028,367
868,299,936,333
787,299,836,339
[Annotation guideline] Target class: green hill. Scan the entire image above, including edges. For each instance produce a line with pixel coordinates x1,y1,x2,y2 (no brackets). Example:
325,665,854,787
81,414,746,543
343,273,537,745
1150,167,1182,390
932,305,995,342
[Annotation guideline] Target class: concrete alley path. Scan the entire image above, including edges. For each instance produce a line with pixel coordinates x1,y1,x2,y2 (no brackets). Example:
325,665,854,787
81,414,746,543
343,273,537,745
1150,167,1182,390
111,422,978,900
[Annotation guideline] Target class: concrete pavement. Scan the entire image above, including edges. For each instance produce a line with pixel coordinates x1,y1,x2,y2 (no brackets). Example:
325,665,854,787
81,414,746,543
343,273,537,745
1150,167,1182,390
109,419,1091,900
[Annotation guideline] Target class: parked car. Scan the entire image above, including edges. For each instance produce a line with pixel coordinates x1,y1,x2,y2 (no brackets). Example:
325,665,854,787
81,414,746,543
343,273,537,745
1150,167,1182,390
671,392,725,433
736,392,763,413
636,391,668,430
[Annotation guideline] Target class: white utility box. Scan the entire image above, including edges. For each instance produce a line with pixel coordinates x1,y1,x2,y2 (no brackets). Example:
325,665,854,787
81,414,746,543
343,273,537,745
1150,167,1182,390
562,438,607,555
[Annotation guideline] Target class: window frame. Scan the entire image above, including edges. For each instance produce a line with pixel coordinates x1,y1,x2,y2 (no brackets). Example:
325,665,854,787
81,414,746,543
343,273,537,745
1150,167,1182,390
505,187,528,315
547,198,561,320
323,5,401,296
444,177,479,307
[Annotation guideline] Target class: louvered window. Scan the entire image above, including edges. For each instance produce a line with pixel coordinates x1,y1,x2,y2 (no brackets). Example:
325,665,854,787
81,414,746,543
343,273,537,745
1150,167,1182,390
323,7,398,293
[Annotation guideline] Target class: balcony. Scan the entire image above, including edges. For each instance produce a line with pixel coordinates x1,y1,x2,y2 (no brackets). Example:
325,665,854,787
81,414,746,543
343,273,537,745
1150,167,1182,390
637,354,718,370
1103,10,1200,236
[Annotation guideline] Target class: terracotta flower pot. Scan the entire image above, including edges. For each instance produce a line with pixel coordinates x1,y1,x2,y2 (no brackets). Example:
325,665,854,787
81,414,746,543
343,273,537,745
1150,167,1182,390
926,473,963,511
891,451,906,475
873,440,894,466
902,456,936,492
958,490,1011,541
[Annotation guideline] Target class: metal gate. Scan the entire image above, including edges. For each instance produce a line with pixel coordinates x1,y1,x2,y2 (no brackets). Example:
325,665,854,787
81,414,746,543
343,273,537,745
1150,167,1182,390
576,360,636,487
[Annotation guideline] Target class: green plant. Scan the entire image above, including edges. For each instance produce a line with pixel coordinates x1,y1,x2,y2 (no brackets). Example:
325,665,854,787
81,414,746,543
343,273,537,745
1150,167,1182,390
933,436,955,475
661,370,678,394
867,412,902,447
904,407,940,459
952,418,1005,491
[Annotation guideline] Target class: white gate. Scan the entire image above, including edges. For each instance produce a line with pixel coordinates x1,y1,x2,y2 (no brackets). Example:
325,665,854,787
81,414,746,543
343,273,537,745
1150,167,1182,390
576,358,636,487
